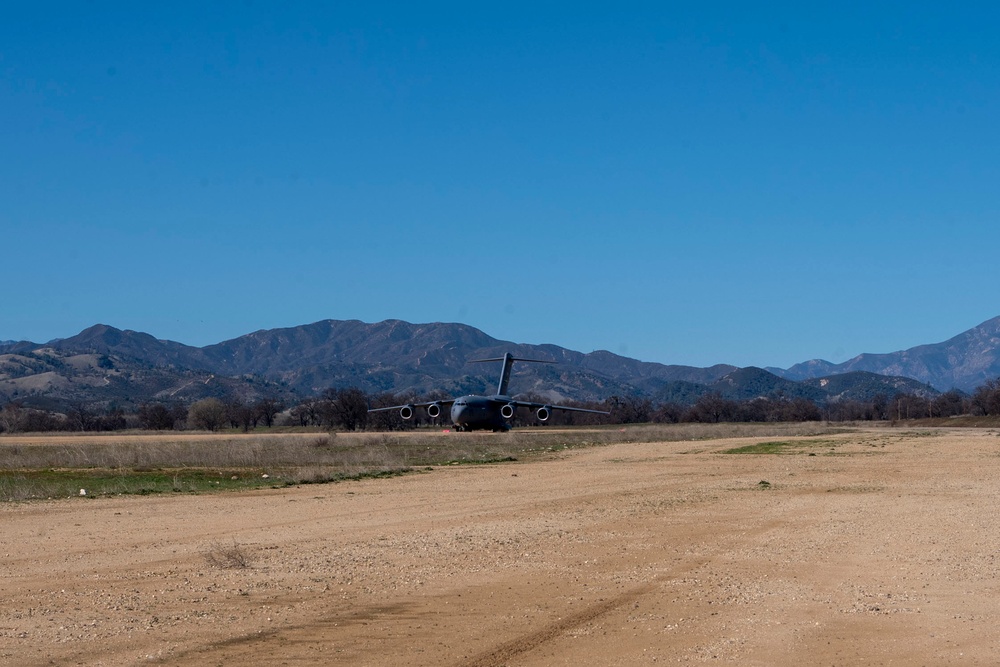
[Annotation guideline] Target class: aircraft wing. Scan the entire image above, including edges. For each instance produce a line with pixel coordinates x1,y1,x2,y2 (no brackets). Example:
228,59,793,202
510,400,610,415
368,399,456,413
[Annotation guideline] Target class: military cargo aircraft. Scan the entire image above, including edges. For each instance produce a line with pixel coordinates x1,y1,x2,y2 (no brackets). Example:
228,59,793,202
368,352,610,431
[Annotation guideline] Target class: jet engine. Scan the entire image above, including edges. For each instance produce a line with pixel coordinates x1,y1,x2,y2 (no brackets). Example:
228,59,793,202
426,402,442,419
536,406,551,422
399,405,414,420
500,403,517,419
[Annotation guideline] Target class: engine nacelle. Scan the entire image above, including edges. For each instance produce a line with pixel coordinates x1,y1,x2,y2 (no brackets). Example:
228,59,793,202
500,403,516,419
399,405,414,420
426,402,442,419
536,406,551,422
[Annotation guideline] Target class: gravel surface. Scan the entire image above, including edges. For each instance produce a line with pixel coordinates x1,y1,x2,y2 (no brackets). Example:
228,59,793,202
4,427,1000,665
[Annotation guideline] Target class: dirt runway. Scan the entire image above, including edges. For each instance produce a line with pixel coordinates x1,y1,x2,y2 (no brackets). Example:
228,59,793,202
4,427,1000,665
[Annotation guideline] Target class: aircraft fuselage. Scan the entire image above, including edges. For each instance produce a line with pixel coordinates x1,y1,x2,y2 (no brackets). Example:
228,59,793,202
367,352,610,431
451,395,514,431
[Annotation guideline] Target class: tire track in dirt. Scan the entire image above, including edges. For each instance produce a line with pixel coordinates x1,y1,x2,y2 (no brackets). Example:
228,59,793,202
455,582,655,667
161,601,418,664
450,510,803,667
15,430,928,666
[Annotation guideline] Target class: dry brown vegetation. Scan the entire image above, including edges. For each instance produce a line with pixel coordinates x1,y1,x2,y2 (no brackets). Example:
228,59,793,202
202,540,253,570
0,423,843,502
0,422,843,467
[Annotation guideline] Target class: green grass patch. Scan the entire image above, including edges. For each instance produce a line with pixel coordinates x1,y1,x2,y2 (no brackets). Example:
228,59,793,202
444,456,518,466
722,438,842,455
0,468,283,501
0,466,418,501
0,423,854,502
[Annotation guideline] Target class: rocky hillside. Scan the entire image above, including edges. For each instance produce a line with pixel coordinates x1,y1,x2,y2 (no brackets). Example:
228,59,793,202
2,317,981,412
770,316,1000,392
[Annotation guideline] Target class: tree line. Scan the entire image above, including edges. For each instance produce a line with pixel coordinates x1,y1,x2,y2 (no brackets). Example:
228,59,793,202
0,380,998,434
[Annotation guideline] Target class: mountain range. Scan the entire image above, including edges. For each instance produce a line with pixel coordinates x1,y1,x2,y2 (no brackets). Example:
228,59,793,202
767,315,1000,392
1,316,998,413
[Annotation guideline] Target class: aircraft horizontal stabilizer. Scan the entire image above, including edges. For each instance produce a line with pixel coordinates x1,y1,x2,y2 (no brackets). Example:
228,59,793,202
367,351,609,431
468,357,556,364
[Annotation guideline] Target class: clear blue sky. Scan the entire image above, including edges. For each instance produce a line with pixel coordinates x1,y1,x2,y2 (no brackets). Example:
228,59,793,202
3,3,998,368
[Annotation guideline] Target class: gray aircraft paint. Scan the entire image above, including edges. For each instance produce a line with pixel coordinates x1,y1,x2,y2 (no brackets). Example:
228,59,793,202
369,352,609,431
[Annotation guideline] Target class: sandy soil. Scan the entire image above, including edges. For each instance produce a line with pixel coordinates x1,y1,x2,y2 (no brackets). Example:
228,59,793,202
4,427,1000,666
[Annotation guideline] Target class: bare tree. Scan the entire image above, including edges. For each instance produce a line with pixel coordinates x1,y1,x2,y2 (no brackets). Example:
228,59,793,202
606,395,653,424
331,387,370,431
0,402,25,433
931,390,966,417
254,397,284,428
686,393,737,423
972,379,1000,416
290,398,321,426
68,402,96,431
138,402,181,430
188,398,227,432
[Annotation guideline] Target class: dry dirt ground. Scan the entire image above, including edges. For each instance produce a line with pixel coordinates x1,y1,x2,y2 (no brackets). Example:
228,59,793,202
4,427,1000,666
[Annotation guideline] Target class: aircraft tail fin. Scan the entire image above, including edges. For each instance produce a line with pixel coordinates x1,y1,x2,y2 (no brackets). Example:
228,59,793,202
469,353,556,396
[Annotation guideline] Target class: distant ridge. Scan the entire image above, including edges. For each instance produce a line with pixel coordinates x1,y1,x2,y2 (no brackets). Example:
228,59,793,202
769,316,1000,392
2,320,734,409
2,316,998,411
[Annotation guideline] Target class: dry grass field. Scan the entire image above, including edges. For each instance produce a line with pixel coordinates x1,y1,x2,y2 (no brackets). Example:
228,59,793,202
3,425,1000,665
